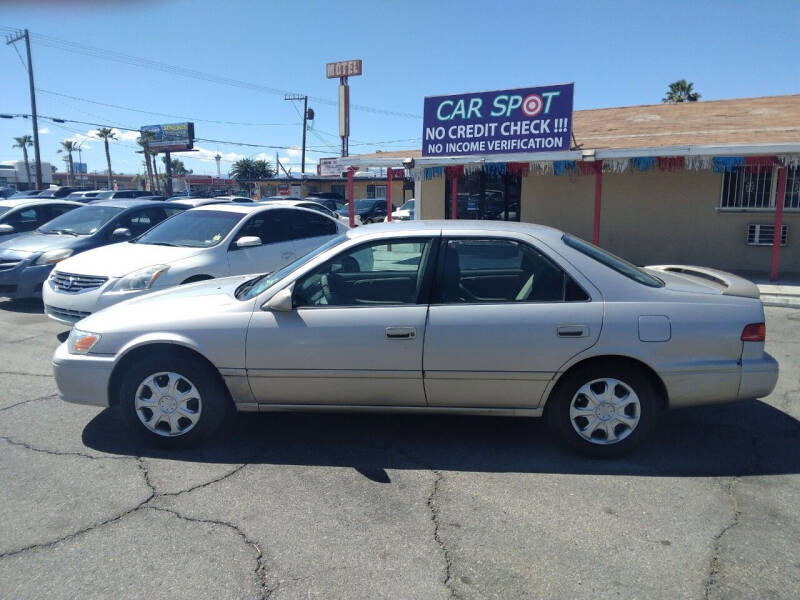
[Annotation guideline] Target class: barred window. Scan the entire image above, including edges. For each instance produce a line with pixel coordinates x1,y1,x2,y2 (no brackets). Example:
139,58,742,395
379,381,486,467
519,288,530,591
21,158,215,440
747,224,788,246
366,184,387,199
720,167,773,209
785,167,800,209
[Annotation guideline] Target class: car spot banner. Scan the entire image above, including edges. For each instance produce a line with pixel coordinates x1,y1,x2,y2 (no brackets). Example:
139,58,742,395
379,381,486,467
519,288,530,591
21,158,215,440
422,83,573,157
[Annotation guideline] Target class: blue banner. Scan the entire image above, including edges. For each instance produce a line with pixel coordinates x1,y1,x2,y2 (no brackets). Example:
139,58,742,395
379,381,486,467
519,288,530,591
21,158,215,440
422,83,573,157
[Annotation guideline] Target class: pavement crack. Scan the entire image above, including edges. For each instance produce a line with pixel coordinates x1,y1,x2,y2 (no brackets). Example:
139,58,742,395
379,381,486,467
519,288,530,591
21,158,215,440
157,463,248,498
704,478,741,600
0,393,57,412
0,435,132,461
427,469,459,599
146,506,273,599
0,371,53,378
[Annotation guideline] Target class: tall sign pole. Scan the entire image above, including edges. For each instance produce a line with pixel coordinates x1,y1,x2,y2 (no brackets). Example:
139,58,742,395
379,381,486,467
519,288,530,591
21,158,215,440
326,59,362,158
284,94,311,174
6,29,42,189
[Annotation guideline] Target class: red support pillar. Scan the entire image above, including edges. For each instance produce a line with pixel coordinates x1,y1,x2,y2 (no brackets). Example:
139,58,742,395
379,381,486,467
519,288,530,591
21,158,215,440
347,166,357,228
386,167,393,222
592,162,603,245
450,175,458,220
770,165,788,281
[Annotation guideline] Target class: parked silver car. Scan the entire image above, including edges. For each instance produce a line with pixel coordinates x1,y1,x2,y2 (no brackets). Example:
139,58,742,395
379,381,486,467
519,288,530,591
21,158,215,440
53,221,778,456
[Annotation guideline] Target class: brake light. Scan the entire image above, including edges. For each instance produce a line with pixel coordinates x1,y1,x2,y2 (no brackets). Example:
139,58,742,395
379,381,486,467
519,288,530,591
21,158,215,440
741,323,766,342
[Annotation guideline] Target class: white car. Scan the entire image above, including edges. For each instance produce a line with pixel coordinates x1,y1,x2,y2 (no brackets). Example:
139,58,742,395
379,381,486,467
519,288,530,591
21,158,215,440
385,199,415,222
267,199,361,227
42,203,346,324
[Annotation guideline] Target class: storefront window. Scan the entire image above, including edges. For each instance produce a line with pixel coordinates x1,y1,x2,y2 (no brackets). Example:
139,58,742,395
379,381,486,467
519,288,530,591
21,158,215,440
444,171,521,221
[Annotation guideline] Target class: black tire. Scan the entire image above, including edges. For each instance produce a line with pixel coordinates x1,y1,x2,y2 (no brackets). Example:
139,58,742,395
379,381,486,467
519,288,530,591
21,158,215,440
118,354,231,448
546,361,660,458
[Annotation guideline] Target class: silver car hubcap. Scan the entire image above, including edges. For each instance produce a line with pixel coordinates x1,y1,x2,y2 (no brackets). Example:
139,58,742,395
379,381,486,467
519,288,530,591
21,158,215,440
134,372,202,437
569,378,641,445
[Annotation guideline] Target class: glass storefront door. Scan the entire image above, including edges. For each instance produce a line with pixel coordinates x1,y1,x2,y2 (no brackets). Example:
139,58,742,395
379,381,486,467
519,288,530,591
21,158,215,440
444,171,521,221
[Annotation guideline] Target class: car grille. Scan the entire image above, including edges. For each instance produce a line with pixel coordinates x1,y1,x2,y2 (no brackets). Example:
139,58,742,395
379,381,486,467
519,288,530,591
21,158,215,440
44,304,91,324
0,261,21,272
50,271,108,293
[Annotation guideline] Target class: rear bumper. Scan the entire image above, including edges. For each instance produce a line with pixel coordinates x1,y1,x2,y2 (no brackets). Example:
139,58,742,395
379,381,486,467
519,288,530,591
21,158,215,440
738,352,779,400
52,341,115,407
0,263,52,298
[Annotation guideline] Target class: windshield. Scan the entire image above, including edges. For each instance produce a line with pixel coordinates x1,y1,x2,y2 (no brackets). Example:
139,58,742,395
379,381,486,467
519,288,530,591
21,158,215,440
39,205,124,235
398,200,414,211
237,234,346,300
93,191,116,200
563,234,663,287
135,210,244,248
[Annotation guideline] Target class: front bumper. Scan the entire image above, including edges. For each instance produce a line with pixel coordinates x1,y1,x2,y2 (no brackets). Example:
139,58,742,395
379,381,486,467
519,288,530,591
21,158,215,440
0,261,53,298
52,341,115,407
738,352,779,400
42,276,144,325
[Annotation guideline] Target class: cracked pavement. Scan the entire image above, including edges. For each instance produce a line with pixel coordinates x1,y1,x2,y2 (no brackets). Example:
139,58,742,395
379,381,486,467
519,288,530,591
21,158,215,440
1,297,799,599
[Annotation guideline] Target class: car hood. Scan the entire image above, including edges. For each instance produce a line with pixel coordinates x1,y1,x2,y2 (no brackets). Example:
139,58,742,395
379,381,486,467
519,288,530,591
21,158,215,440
0,231,83,257
78,274,256,333
55,242,207,277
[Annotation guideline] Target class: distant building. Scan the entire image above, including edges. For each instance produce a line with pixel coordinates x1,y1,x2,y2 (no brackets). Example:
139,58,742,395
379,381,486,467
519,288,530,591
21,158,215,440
0,161,55,190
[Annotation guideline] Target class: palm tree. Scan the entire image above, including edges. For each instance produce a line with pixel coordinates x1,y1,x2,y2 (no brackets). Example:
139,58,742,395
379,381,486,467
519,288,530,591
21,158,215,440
662,80,701,103
151,149,161,193
95,128,117,188
137,132,156,192
161,157,192,176
58,140,78,185
12,135,33,189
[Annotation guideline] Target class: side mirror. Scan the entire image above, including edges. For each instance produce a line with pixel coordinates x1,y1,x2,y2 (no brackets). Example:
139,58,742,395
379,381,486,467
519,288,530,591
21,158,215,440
0,223,14,234
111,227,131,240
264,283,294,312
236,236,262,248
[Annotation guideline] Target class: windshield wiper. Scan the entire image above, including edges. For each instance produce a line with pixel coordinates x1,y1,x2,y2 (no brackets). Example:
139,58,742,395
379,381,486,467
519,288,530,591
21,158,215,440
43,228,79,236
235,273,270,299
145,241,178,247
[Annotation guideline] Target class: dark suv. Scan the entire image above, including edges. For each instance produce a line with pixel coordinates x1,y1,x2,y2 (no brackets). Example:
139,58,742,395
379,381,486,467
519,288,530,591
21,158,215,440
336,198,396,224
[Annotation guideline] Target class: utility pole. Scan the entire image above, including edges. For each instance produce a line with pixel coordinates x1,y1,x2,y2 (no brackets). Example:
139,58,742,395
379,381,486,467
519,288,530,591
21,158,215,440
164,151,173,197
6,29,42,189
284,94,311,174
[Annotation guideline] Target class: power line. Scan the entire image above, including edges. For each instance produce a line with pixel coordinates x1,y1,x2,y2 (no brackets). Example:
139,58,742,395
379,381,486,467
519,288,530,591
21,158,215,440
0,27,422,119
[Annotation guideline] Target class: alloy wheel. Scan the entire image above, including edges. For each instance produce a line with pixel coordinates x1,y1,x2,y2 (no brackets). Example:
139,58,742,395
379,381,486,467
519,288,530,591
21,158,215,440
134,371,202,437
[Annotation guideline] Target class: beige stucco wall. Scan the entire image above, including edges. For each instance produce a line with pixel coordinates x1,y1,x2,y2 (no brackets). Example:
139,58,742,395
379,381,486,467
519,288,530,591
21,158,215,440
417,169,799,276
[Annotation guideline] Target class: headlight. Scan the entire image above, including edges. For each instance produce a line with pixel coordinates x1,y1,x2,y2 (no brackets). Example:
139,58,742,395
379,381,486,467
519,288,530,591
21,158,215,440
111,264,169,292
67,329,101,354
35,248,74,265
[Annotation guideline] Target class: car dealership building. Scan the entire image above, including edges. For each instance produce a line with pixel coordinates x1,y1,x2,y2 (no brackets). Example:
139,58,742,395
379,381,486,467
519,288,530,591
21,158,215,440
335,93,800,279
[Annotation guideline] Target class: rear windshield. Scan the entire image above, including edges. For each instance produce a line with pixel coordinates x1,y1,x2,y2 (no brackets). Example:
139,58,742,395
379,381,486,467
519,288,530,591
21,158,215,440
562,234,663,288
39,205,124,235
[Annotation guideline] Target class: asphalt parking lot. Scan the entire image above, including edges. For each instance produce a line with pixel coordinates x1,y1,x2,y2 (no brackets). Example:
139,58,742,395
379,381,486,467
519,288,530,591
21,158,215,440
0,299,798,600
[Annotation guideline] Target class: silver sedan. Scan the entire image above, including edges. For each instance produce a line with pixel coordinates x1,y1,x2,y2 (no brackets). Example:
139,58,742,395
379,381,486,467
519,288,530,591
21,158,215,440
53,221,779,456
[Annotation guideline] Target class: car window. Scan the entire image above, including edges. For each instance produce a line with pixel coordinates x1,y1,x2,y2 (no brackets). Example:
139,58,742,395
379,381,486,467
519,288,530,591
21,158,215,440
39,205,124,235
287,210,338,239
237,209,293,245
435,238,588,304
5,206,49,232
294,238,433,307
111,208,154,238
562,234,663,288
137,209,243,248
49,204,77,219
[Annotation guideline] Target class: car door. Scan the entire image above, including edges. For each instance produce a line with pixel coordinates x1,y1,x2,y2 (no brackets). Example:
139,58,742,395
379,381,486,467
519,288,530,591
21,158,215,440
228,208,298,275
423,237,603,409
245,236,437,406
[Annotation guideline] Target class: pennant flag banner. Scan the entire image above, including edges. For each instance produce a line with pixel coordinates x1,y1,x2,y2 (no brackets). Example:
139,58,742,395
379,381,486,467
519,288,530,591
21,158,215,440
657,157,684,172
631,157,657,172
553,160,577,176
712,157,744,173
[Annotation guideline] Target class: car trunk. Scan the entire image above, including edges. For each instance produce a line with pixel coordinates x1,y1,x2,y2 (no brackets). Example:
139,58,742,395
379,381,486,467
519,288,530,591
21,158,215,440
645,265,761,299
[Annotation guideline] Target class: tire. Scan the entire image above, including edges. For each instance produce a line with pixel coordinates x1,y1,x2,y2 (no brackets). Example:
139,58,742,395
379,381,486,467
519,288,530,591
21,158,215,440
546,362,660,457
118,354,231,448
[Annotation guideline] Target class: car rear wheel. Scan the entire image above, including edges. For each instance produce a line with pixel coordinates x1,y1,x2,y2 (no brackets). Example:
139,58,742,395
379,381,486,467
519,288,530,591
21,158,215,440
546,363,659,457
119,355,230,447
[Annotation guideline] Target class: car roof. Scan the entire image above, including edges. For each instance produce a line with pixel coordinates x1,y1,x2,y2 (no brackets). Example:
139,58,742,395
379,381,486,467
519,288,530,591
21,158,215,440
0,198,81,209
89,199,182,209
344,219,562,240
192,202,334,216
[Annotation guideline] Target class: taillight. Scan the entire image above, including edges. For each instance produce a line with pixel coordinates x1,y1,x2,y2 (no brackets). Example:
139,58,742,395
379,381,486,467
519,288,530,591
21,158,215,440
741,323,766,342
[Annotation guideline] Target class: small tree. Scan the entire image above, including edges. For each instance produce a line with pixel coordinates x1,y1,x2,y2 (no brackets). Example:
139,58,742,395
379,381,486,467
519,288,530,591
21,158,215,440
58,140,78,185
12,135,33,188
95,128,117,189
662,80,701,103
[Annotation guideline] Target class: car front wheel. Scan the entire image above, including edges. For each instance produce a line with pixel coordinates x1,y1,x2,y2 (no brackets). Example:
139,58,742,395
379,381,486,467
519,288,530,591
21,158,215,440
546,363,660,457
119,355,230,447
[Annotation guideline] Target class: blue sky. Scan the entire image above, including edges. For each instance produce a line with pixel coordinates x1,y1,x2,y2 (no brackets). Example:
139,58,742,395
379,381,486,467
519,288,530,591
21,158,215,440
1,0,798,178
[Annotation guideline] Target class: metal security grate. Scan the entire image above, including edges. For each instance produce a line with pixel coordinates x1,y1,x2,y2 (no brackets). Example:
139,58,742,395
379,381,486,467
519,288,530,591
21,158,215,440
785,166,800,210
721,167,773,209
747,224,788,246
50,271,108,293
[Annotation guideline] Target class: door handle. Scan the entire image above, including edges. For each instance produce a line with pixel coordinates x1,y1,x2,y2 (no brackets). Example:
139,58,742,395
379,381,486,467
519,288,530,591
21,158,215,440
557,325,589,338
386,326,416,339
